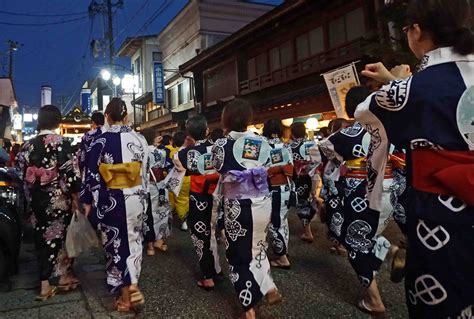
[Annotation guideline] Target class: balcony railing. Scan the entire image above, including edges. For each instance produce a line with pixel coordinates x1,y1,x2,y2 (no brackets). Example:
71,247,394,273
239,40,362,95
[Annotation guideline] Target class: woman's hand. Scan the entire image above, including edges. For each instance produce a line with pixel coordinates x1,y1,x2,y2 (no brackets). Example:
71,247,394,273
361,62,397,84
390,64,412,79
83,204,92,217
71,193,80,212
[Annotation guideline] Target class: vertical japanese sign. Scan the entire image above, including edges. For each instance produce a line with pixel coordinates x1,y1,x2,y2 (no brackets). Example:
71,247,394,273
322,63,360,118
153,62,165,104
81,89,92,115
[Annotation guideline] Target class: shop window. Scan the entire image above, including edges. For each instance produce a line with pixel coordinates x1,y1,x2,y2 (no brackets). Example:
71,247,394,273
329,16,346,48
167,86,177,109
133,57,142,91
269,47,281,71
256,52,268,76
329,7,366,48
178,80,190,105
152,51,162,62
296,34,310,61
346,8,365,41
247,57,256,79
280,41,294,67
309,27,324,55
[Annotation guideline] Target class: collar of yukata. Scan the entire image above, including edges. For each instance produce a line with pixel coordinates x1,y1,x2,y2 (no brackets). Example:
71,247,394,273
194,139,207,146
419,46,474,71
108,124,132,133
293,137,306,144
228,130,255,140
268,137,282,145
38,129,57,136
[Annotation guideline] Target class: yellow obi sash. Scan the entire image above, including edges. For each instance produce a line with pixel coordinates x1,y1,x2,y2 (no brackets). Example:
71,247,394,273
99,162,142,189
345,158,393,179
345,158,366,169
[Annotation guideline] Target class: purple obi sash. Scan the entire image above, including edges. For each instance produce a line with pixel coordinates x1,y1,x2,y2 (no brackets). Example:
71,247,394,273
221,167,269,200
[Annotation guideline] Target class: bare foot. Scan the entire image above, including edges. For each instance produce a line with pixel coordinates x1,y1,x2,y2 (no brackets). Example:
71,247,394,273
244,308,256,319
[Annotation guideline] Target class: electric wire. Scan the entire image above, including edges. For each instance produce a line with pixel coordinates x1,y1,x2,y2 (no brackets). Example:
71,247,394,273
0,9,88,17
0,16,87,26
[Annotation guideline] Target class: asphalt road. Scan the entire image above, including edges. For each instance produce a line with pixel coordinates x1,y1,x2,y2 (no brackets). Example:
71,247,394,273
138,213,407,318
0,213,408,318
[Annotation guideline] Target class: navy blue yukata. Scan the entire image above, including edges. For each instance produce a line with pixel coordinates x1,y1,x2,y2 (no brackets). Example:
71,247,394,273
356,47,474,318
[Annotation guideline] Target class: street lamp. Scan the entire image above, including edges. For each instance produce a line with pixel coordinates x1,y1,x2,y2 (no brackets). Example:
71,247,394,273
306,117,319,141
112,76,121,97
101,69,111,81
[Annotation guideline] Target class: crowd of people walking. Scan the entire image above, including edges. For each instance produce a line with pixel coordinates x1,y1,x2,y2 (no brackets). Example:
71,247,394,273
11,0,473,318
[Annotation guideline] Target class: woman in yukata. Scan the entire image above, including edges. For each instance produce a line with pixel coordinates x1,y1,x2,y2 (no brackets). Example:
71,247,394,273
82,98,149,312
356,0,474,317
212,99,281,319
17,105,81,301
141,128,172,256
262,119,295,270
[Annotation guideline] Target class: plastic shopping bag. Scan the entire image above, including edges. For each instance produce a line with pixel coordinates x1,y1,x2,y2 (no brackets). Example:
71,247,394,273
65,211,99,258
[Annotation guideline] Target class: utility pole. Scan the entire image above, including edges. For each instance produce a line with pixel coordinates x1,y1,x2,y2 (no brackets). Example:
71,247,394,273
88,0,123,67
106,0,114,69
7,40,22,79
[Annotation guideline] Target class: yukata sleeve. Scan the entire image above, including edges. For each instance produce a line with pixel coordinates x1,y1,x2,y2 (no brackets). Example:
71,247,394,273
77,135,87,173
15,143,29,180
57,139,81,194
80,136,104,205
141,138,149,193
354,78,413,211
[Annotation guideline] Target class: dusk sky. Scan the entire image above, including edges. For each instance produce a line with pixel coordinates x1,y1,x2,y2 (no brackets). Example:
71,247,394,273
0,0,283,112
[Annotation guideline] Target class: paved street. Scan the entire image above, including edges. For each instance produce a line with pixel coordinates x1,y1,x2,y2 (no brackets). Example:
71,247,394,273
0,214,407,318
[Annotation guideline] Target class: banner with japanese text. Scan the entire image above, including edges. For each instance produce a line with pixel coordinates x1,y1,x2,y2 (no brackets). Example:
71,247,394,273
153,62,165,104
322,63,360,118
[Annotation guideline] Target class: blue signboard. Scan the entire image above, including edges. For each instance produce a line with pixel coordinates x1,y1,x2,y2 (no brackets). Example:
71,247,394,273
81,89,92,114
153,62,165,104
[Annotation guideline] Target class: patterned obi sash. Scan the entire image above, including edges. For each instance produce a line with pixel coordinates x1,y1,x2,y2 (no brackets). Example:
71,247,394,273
221,167,269,199
412,149,474,206
267,164,293,186
99,162,142,189
191,173,220,195
344,157,393,179
25,166,58,186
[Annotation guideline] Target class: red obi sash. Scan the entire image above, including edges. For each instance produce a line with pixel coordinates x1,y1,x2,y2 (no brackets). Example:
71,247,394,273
412,149,474,206
294,160,310,176
267,164,293,186
150,167,165,182
190,173,220,195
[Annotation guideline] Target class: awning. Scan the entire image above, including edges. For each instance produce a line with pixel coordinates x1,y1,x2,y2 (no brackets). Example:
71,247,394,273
132,92,153,105
139,113,173,130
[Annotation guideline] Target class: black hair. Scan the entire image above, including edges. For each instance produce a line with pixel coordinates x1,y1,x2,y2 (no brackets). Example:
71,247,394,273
345,86,371,118
263,119,283,138
185,115,207,140
91,112,105,126
173,131,186,148
209,128,224,142
222,99,253,132
37,105,62,131
141,128,157,145
161,134,172,146
329,118,351,134
407,0,474,55
290,122,306,139
104,98,127,122
319,127,330,138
